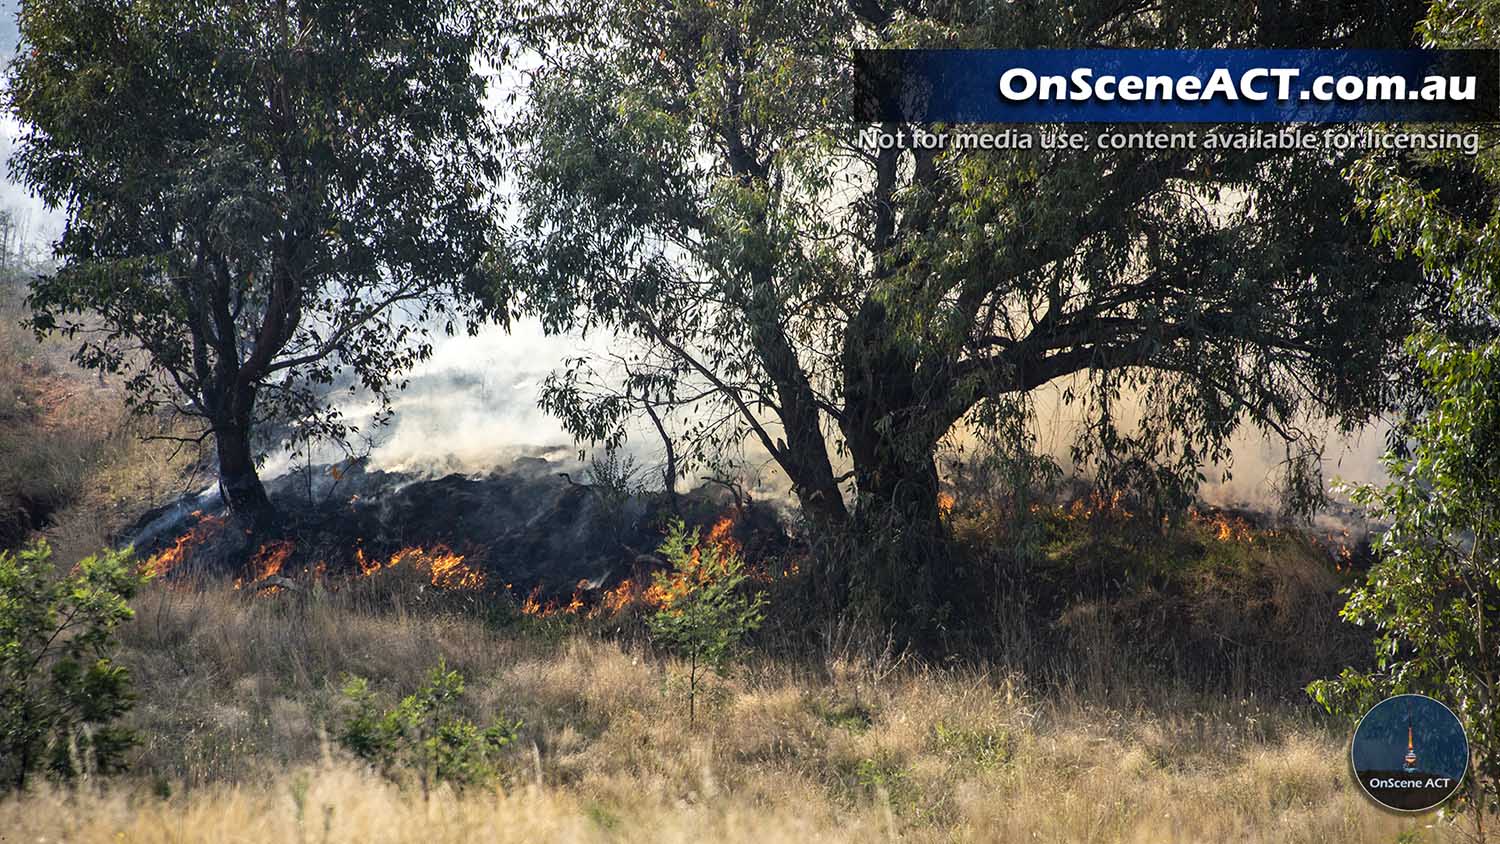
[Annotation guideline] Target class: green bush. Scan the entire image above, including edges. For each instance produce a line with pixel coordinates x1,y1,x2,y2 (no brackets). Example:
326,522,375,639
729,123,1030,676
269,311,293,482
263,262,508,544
647,519,765,725
0,541,145,791
933,721,1013,770
1309,338,1500,819
338,662,521,799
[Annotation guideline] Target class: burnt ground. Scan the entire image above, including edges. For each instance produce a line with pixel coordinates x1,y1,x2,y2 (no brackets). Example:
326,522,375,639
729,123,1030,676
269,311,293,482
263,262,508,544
118,457,792,603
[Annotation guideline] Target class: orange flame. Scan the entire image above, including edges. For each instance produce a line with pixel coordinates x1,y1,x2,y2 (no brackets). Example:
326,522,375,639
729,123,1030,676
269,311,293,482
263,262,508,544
563,580,587,614
234,539,294,589
705,514,740,558
517,511,780,619
1321,528,1357,572
427,547,485,590
356,544,485,590
1187,508,1256,544
519,584,554,616
600,578,640,614
355,547,379,576
1056,490,1134,523
141,511,228,579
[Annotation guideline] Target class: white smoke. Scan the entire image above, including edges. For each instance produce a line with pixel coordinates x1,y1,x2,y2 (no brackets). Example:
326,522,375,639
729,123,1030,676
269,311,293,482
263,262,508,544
344,329,1390,510
365,320,592,472
1023,377,1389,509
0,119,65,251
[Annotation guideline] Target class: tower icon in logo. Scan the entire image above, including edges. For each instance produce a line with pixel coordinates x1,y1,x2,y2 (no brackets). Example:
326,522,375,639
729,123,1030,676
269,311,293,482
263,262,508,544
1403,724,1419,773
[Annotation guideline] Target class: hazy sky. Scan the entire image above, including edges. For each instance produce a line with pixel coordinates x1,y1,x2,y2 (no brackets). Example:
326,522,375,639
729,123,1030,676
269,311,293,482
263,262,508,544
0,6,14,53
0,0,64,249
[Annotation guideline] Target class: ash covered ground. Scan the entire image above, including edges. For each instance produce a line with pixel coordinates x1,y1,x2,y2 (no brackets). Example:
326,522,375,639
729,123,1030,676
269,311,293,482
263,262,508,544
121,455,792,607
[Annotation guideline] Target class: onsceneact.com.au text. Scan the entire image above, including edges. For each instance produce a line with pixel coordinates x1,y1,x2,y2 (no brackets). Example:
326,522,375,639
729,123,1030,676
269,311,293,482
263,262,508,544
997,67,1475,104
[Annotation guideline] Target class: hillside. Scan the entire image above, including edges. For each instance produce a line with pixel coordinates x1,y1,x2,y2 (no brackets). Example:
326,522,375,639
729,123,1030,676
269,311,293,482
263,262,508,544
0,272,203,561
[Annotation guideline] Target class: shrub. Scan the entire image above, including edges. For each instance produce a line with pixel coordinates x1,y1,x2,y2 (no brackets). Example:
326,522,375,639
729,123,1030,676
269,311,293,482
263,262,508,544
0,541,144,791
338,662,521,799
647,519,765,724
1309,338,1500,824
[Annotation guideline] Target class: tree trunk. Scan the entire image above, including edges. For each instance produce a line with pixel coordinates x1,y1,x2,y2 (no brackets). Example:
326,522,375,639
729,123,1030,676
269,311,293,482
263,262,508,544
839,300,953,636
742,266,848,530
842,299,946,530
843,413,948,622
214,412,273,529
784,442,850,530
849,440,942,531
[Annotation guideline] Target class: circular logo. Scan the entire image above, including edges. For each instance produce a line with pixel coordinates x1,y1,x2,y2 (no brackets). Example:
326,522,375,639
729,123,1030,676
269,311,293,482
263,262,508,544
1351,694,1469,812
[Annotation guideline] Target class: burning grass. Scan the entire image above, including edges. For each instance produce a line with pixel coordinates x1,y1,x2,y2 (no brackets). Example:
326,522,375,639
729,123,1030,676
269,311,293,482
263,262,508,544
128,489,1372,704
0,580,1452,843
356,544,487,591
139,515,493,596
136,506,797,634
936,489,1378,699
143,511,231,579
512,513,792,621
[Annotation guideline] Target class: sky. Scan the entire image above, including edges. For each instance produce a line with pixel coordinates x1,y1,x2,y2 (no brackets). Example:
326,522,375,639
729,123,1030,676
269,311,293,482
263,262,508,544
0,2,63,250
0,3,13,54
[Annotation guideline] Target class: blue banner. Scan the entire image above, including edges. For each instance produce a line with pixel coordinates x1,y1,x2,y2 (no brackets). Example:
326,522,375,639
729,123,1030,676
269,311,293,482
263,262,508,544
853,50,1500,123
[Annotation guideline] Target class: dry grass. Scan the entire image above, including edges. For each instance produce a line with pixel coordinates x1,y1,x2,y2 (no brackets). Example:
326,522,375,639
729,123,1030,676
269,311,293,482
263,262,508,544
0,276,206,559
0,581,1454,843
41,411,209,562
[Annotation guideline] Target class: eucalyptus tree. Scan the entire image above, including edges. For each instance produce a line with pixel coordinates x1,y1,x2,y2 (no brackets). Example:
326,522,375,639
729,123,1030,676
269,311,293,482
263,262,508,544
8,0,507,525
510,0,1434,621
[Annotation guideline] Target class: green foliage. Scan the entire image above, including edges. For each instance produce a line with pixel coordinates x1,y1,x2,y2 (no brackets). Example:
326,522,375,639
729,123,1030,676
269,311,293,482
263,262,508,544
339,662,520,798
933,722,1013,770
585,447,650,539
0,541,145,792
842,752,924,818
852,756,908,794
812,698,874,734
582,800,622,831
1309,339,1500,814
7,0,506,516
647,520,765,724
